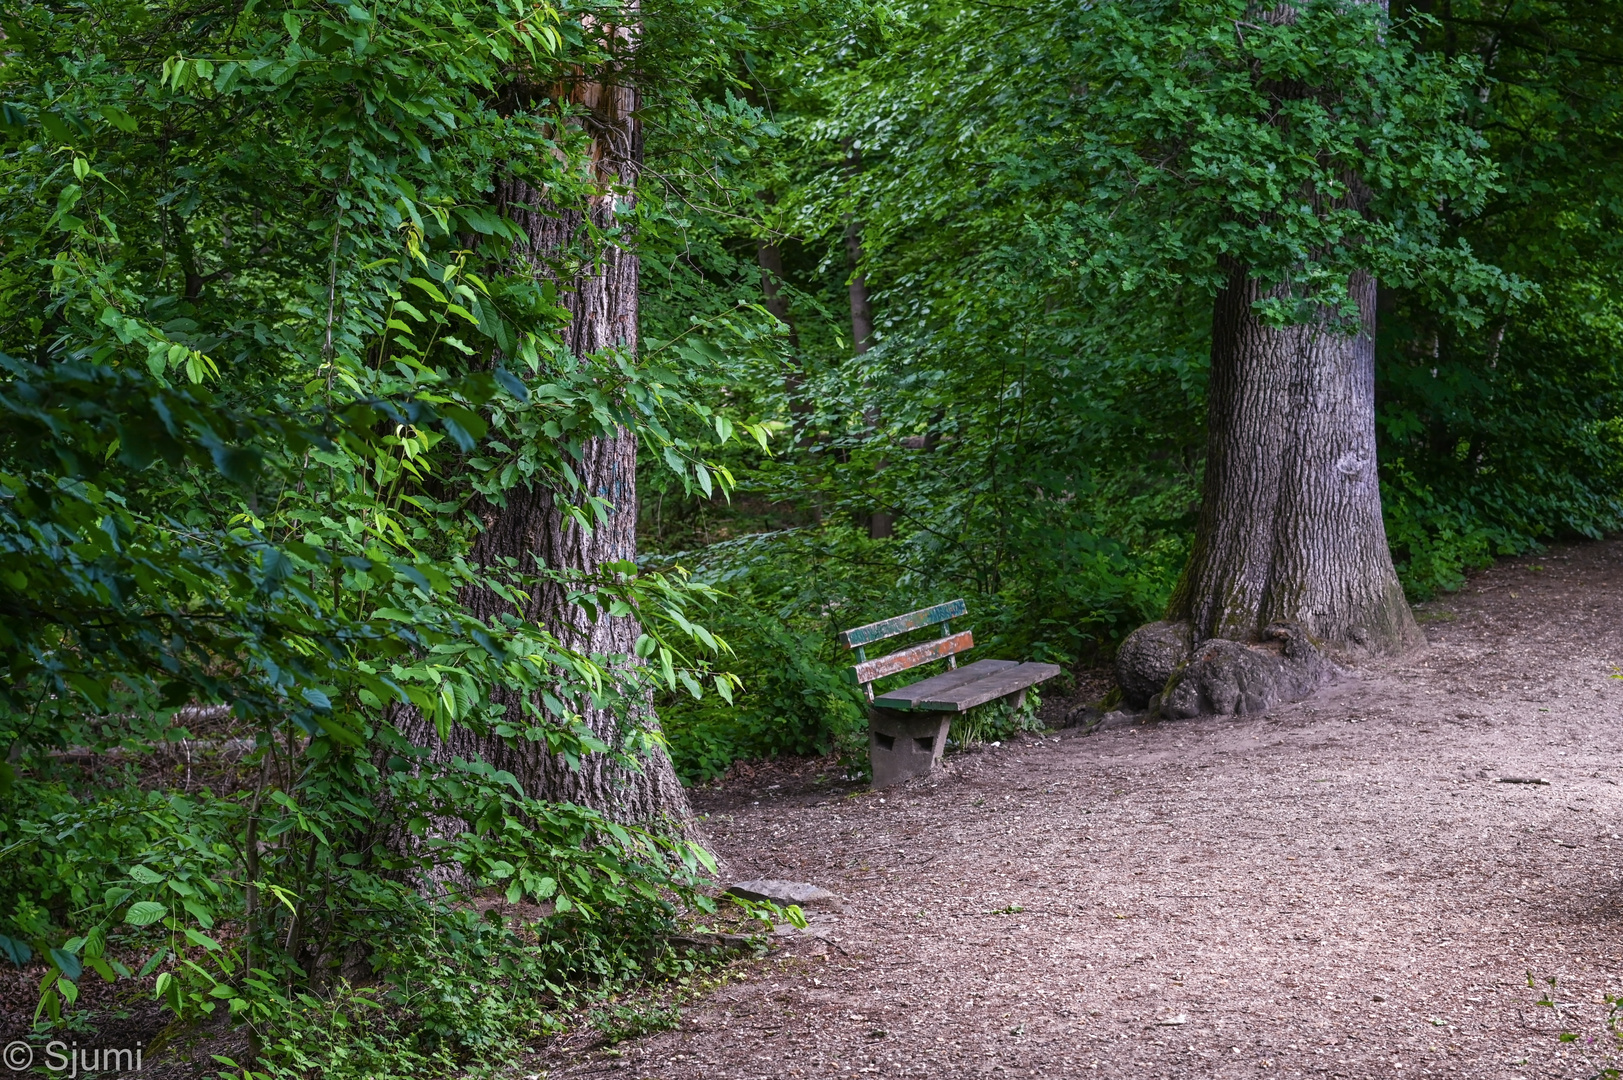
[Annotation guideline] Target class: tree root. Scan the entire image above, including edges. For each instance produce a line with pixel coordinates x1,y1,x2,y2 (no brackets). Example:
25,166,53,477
1115,621,1340,719
1113,621,1194,710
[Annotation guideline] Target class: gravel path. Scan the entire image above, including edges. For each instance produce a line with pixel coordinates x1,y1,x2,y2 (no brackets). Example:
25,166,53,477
549,539,1623,1079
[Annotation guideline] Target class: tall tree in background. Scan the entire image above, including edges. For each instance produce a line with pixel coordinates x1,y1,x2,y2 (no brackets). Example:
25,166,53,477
842,145,893,537
776,0,1519,711
1059,2,1515,662
756,226,815,436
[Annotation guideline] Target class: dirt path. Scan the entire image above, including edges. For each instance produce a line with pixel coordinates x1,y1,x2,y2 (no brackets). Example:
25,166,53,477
550,539,1623,1079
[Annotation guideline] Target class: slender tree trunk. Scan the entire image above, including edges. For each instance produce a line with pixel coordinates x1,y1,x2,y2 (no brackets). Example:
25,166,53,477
844,221,874,356
396,38,691,828
844,203,893,539
1167,263,1421,655
756,235,814,440
756,238,797,345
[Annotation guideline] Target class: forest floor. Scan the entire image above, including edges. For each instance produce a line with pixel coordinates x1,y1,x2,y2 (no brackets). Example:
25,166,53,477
540,537,1623,1079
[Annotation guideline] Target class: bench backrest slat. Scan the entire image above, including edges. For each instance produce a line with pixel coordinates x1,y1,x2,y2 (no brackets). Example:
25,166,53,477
850,631,974,687
838,599,967,650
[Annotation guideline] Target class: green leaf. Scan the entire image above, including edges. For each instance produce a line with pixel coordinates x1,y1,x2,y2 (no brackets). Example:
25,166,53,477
100,106,138,132
678,670,703,699
137,948,169,977
182,900,216,929
440,405,488,449
184,927,223,951
494,366,529,403
0,934,32,966
156,971,180,1011
49,948,83,980
407,277,448,304
458,206,503,234
125,901,168,927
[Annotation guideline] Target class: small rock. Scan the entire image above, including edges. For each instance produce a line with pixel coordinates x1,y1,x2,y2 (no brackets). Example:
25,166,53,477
727,879,839,910
668,931,758,955
1061,703,1102,729
1064,706,1143,733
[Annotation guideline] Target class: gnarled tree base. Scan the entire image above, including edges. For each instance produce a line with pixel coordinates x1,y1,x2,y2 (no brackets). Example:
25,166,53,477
1114,621,1195,709
1115,621,1341,720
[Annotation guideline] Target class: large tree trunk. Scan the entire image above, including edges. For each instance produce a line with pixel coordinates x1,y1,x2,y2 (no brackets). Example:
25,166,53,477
1170,0,1417,657
397,46,692,829
1115,0,1421,715
1166,264,1422,655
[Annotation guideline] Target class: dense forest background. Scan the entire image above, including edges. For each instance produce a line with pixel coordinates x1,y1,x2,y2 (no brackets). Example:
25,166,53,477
1,0,1620,1074
642,0,1623,780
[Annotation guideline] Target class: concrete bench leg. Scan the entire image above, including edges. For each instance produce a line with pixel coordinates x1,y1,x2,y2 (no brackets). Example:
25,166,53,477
869,707,950,788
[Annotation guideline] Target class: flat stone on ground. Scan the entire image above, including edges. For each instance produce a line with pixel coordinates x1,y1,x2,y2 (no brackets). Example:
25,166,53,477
725,879,837,908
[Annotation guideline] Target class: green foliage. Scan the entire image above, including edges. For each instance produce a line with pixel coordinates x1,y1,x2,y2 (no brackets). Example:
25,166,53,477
949,689,1042,749
818,0,1519,322
659,603,868,781
7,0,1623,1067
640,0,1623,780
590,1001,682,1044
648,529,899,781
1376,0,1623,596
0,0,772,1064
2,749,721,1050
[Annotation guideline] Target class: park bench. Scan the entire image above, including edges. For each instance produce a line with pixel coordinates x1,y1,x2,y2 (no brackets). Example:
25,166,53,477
840,599,1061,787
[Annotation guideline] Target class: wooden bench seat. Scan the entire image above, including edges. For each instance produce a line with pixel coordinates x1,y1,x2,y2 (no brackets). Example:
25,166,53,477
839,600,1060,787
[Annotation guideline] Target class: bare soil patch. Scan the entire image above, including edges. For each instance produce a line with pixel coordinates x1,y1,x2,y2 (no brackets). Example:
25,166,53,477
545,538,1623,1079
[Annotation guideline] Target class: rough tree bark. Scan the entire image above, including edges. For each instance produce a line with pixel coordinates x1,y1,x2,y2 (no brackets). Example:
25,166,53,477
1115,0,1422,715
1166,263,1421,654
396,29,691,828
